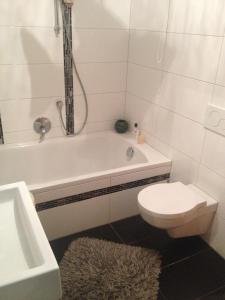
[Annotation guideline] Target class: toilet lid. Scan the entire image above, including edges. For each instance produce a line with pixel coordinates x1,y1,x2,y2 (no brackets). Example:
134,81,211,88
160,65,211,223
138,182,207,219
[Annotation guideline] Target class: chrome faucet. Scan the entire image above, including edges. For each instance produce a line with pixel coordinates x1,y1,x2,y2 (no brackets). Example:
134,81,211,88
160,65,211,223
33,118,51,143
39,126,47,143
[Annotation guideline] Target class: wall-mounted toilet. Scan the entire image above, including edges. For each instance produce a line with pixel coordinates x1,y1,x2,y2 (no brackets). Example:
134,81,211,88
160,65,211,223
138,182,218,238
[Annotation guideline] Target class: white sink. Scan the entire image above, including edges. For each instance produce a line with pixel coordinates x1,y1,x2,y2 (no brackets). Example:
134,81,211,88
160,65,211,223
0,182,61,300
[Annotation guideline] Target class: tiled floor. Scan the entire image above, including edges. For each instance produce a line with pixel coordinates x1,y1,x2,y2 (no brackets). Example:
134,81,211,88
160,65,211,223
50,215,225,300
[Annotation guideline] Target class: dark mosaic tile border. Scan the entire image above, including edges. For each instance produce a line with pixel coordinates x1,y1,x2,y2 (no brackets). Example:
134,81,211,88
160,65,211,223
0,113,4,144
36,173,170,212
63,4,74,135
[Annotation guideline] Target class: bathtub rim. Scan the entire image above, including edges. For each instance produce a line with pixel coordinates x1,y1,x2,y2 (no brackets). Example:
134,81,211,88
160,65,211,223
29,161,171,192
0,131,164,160
28,132,171,192
1,130,171,192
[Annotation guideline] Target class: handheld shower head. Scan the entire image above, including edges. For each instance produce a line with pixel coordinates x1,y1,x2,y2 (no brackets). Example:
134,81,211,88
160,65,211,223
56,100,67,134
56,100,64,110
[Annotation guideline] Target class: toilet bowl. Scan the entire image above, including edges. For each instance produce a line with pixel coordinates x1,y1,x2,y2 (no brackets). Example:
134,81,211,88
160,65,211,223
138,182,218,238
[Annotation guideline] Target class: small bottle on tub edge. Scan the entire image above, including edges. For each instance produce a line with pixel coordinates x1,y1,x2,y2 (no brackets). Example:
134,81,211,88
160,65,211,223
133,123,145,144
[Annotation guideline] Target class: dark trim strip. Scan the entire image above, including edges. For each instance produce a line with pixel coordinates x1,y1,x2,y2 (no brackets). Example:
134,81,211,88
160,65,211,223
63,4,74,135
36,173,170,212
0,113,4,144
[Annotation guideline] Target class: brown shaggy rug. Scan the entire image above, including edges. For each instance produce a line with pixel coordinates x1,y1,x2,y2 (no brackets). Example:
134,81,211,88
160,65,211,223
60,238,161,300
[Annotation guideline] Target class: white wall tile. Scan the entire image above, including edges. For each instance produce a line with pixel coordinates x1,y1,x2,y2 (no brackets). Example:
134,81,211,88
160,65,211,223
0,64,64,100
0,1,14,26
0,27,14,64
197,166,225,219
127,63,162,102
154,107,204,161
85,93,125,123
145,133,172,158
154,106,174,145
73,29,129,63
130,0,169,31
38,195,110,240
13,27,63,64
163,33,222,82
0,98,60,132
169,149,199,184
4,62,124,102
109,187,143,223
170,113,205,161
84,120,114,134
216,39,225,87
14,0,55,27
146,132,200,185
168,0,225,35
125,93,156,134
4,127,63,144
0,66,13,100
11,64,64,99
158,72,213,123
202,131,225,178
75,63,127,94
203,214,225,258
0,64,64,101
73,0,131,29
129,30,166,69
211,85,225,108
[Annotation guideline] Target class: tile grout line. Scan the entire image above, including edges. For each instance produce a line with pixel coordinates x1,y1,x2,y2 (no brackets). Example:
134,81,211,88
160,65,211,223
130,28,225,38
0,91,127,103
127,90,206,126
128,61,225,87
196,283,225,299
162,247,210,270
109,224,124,243
159,289,168,300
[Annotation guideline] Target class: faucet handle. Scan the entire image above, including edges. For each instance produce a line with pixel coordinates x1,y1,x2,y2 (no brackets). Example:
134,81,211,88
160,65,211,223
33,118,51,143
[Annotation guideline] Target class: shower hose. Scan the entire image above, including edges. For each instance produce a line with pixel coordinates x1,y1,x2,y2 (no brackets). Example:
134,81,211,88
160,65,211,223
57,0,89,136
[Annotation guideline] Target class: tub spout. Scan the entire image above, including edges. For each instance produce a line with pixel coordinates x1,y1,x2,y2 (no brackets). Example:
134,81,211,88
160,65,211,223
39,127,46,143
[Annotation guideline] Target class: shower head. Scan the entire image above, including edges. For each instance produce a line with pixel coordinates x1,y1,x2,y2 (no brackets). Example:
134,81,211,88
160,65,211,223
54,0,75,35
63,0,75,6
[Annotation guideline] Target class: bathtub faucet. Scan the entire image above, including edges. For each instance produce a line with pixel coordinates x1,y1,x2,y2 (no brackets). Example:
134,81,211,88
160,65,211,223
33,117,51,143
39,126,47,143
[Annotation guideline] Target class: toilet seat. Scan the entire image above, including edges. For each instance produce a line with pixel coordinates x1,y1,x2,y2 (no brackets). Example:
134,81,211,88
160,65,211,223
138,182,207,220
138,182,218,237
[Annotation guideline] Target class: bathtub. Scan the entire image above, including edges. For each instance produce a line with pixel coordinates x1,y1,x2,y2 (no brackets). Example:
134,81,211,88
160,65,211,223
0,131,171,240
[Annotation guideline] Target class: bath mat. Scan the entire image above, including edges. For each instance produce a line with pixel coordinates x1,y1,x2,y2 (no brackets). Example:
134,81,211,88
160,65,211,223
60,237,161,300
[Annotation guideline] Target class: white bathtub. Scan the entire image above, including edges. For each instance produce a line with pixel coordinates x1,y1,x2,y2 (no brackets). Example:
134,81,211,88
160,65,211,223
1,131,171,240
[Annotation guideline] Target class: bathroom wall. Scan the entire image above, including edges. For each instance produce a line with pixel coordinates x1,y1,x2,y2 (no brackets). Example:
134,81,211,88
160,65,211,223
0,0,130,143
2,0,225,258
125,0,225,258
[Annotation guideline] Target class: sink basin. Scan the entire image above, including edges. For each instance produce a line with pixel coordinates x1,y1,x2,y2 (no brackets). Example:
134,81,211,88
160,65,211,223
0,182,61,300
